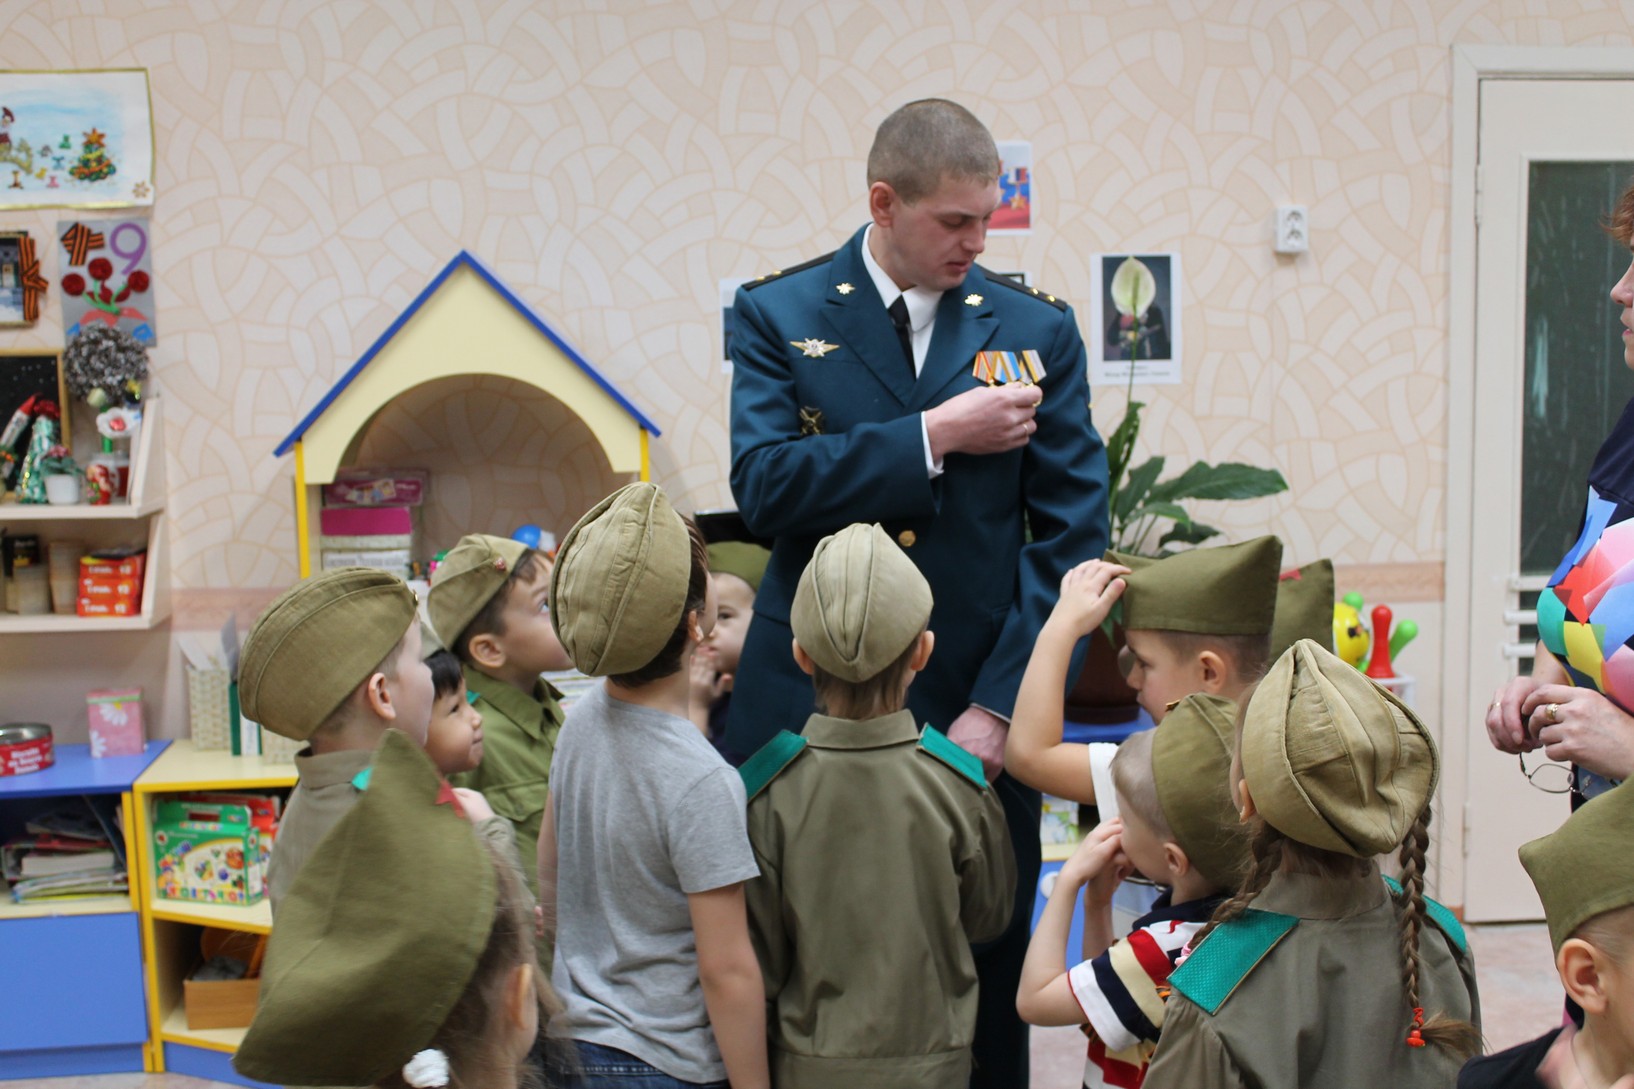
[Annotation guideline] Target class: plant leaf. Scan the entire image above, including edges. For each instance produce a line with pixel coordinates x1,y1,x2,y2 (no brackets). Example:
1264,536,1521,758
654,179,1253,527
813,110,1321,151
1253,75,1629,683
1110,257,1157,318
1158,520,1223,548
1148,461,1289,502
1103,400,1144,485
1114,456,1165,522
1124,501,1190,525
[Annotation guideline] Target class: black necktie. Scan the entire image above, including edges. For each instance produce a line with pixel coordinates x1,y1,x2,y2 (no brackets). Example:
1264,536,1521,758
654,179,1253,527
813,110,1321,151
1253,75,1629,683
888,296,916,380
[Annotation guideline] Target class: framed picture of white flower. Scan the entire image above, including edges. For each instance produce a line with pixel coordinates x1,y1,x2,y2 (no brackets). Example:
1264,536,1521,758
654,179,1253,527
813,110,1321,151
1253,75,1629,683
1090,253,1182,386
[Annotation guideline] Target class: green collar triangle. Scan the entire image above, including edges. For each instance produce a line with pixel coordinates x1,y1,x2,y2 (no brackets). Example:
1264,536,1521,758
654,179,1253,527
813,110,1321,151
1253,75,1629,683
1382,875,1468,953
1168,907,1299,1015
918,725,987,788
739,731,808,801
351,767,372,791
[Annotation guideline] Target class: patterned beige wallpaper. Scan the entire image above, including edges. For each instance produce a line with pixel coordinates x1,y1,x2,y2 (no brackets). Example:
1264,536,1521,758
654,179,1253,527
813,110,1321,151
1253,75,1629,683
4,0,1634,610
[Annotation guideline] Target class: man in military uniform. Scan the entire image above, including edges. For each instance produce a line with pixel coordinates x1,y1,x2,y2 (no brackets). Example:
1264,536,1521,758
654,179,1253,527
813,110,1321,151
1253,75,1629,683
727,98,1109,1087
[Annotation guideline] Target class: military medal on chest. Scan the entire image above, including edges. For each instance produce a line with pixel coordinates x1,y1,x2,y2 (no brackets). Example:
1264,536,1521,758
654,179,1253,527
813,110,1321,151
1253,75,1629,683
972,350,1044,388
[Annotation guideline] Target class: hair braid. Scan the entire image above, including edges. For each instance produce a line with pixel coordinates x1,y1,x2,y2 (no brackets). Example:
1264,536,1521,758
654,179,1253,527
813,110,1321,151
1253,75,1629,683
1188,820,1284,952
1391,805,1480,1059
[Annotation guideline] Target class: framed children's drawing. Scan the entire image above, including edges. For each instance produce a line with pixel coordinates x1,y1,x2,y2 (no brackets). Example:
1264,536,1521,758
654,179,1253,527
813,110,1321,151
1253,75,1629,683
0,69,155,210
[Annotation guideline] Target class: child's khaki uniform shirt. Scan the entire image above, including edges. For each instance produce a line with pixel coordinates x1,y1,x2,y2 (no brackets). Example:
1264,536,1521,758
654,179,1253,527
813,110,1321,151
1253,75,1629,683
449,664,564,896
741,711,1017,1089
1145,863,1480,1089
266,747,373,909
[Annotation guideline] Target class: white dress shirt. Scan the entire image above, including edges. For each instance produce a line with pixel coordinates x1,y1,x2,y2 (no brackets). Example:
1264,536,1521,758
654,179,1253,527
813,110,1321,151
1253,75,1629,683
860,224,946,477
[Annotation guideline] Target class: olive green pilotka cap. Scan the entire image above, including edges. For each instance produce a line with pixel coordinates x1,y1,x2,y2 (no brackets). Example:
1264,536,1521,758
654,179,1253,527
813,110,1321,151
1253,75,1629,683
426,533,531,650
239,568,418,741
707,540,770,594
552,482,692,676
1109,535,1283,636
792,522,932,683
1151,693,1251,889
1270,559,1336,661
1520,781,1634,951
234,730,499,1086
1241,638,1437,858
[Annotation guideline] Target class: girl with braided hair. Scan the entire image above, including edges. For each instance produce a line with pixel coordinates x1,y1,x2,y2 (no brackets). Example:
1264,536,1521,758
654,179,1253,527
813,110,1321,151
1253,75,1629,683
1144,639,1481,1089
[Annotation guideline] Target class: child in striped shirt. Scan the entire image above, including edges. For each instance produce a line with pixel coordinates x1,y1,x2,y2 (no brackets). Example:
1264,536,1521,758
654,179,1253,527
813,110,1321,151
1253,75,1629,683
1017,699,1247,1089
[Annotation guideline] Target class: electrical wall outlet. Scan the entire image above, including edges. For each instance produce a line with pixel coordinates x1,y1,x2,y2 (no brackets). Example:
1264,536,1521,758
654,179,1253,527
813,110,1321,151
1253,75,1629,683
1274,205,1309,254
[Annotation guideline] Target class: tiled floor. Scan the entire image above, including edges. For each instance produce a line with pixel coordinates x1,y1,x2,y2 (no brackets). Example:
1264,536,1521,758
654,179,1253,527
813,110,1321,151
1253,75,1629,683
6,923,1564,1089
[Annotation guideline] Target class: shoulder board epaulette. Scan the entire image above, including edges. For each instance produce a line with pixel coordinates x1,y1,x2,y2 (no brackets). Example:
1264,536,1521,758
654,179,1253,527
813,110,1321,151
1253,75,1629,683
1167,907,1298,1014
1383,876,1468,953
742,251,836,291
918,726,988,788
979,265,1068,311
738,731,809,800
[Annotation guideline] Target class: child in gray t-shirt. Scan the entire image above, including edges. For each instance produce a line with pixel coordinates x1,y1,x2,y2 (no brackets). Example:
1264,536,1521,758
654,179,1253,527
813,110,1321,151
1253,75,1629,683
541,484,767,1089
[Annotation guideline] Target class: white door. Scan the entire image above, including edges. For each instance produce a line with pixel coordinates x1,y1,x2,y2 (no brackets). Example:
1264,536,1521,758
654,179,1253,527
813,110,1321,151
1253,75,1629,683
1462,79,1634,921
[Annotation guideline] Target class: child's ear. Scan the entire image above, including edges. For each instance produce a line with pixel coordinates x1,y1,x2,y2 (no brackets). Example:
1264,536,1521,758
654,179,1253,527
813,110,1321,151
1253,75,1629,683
1236,778,1257,823
506,963,536,1031
791,639,816,677
1198,650,1228,693
362,672,396,721
1163,841,1191,880
468,633,506,673
1559,939,1611,1014
909,630,935,672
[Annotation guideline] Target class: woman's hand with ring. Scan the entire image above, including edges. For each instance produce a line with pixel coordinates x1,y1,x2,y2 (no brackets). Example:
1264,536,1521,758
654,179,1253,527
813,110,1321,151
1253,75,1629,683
1521,684,1634,781
1486,675,1550,753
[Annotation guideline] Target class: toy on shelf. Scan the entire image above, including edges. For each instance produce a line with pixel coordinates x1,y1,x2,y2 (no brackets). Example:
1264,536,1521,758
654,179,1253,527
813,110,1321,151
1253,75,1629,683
16,400,63,504
1331,591,1420,679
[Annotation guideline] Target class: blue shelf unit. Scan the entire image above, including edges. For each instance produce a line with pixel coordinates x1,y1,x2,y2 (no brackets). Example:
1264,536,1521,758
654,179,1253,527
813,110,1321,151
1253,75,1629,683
0,740,168,1079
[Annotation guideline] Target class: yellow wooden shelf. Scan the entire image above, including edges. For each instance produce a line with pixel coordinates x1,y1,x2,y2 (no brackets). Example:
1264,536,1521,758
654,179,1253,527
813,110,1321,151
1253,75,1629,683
0,892,134,920
159,1002,246,1053
148,895,272,934
134,740,298,793
1041,840,1079,863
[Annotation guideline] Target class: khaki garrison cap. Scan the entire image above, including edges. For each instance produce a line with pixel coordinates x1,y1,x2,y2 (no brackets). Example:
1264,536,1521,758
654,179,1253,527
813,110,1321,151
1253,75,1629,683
707,540,771,594
233,731,499,1086
1114,536,1283,636
1241,639,1437,858
1269,559,1337,661
1152,694,1251,889
426,534,530,650
1520,781,1634,951
239,568,418,741
791,522,932,683
552,482,692,677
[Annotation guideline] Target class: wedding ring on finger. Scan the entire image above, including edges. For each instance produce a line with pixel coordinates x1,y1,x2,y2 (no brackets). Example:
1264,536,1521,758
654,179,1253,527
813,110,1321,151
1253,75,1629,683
1546,702,1561,724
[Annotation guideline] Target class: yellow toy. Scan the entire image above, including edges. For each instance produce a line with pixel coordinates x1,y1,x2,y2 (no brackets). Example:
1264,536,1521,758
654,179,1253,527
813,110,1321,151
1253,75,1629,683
1333,594,1369,667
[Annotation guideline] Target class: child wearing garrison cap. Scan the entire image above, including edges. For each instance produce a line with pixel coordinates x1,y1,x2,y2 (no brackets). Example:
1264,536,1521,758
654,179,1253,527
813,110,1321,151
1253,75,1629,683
427,534,571,907
1458,782,1634,1089
234,732,550,1089
239,567,436,908
738,522,1016,1089
689,540,770,759
1144,639,1481,1089
1018,695,1249,1089
1006,537,1282,806
543,483,769,1089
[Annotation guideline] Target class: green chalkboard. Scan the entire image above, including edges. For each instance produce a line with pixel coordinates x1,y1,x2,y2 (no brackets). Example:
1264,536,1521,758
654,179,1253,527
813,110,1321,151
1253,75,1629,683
1520,162,1634,575
0,351,69,456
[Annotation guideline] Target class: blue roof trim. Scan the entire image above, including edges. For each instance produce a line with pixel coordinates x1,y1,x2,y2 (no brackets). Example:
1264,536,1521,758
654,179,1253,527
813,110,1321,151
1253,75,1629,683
274,250,659,456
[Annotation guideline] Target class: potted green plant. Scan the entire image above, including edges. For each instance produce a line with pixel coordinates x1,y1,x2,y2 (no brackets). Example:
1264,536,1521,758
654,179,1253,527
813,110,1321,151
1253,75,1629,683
39,444,84,505
1067,257,1290,721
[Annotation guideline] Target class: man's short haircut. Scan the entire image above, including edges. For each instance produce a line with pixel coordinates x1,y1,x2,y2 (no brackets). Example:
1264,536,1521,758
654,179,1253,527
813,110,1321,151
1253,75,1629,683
452,549,542,666
607,517,710,689
866,99,1001,204
809,628,924,720
1110,728,1174,842
425,649,464,701
1148,629,1272,688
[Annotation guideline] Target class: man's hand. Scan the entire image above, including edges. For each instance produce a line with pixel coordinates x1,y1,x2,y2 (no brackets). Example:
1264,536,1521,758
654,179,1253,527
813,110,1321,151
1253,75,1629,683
1046,560,1132,640
925,384,1042,460
947,705,1009,781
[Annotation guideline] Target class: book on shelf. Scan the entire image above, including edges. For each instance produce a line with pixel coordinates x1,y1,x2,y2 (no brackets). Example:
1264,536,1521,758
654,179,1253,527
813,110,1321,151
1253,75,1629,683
9,870,129,902
19,847,116,877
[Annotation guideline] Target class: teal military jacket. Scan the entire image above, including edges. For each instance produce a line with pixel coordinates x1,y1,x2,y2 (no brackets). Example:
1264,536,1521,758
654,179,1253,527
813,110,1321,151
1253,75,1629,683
725,226,1110,751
